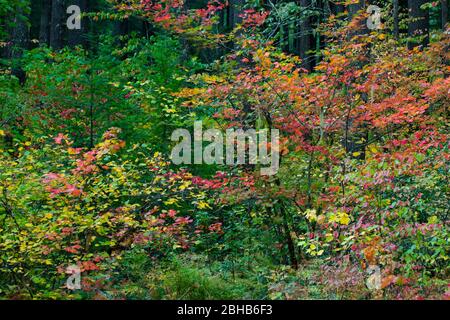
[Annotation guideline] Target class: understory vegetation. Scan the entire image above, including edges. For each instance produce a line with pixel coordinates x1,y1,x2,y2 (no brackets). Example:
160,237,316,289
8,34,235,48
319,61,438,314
0,0,449,300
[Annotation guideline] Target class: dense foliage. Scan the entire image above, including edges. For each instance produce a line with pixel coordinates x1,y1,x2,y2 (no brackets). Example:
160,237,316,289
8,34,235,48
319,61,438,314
0,0,448,300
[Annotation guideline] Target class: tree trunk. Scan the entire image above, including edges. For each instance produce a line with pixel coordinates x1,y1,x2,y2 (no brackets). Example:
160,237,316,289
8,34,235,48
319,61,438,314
347,0,369,39
393,0,400,39
39,0,51,45
277,203,298,269
50,0,65,49
407,0,429,49
8,5,29,86
8,13,29,60
348,0,366,17
331,1,345,15
3,4,29,150
442,0,449,30
227,0,244,51
228,0,243,28
296,0,313,71
114,19,129,37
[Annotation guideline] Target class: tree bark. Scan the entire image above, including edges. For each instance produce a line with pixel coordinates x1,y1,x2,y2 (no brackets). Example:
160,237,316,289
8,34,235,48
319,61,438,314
277,203,299,270
296,0,313,71
348,0,366,17
8,4,30,86
39,0,51,45
348,0,369,39
8,12,29,60
407,0,429,49
393,0,400,39
228,0,243,29
442,0,449,30
114,19,129,37
49,0,65,49
330,1,345,15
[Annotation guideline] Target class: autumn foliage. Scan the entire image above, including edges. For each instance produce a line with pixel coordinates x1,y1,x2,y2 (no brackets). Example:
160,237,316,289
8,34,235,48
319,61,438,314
0,0,448,300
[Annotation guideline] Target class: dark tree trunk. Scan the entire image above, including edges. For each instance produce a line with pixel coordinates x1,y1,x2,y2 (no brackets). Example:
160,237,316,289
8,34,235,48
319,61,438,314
346,0,370,160
114,19,129,36
3,4,29,150
348,0,369,38
8,14,29,59
226,0,243,52
330,1,345,15
50,0,65,49
68,0,87,47
8,6,30,87
393,0,400,39
296,0,313,71
348,0,366,17
442,0,449,29
407,0,429,49
281,203,299,269
323,0,332,16
39,0,51,45
228,0,243,28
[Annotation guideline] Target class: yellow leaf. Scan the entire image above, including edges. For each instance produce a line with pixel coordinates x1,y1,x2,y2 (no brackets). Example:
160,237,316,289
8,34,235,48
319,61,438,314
428,215,438,224
304,209,317,222
164,198,178,205
368,145,378,153
179,181,191,191
197,201,211,210
339,212,351,225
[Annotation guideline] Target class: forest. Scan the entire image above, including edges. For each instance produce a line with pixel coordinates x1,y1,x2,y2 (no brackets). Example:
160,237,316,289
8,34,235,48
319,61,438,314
0,0,448,300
